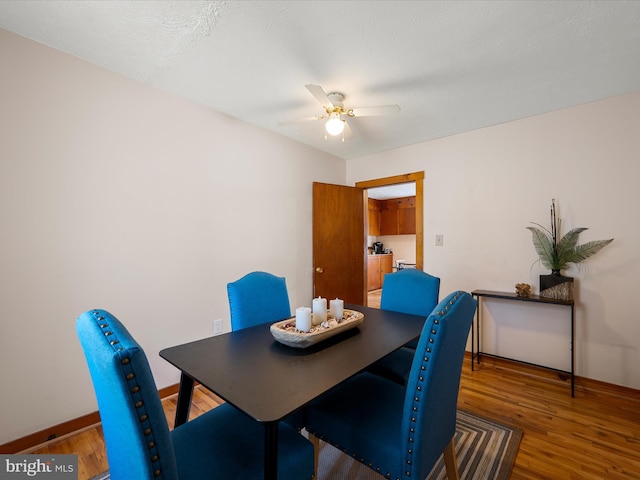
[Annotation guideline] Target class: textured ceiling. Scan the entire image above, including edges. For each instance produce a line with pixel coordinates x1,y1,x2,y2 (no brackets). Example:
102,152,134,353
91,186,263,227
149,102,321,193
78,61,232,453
1,1,640,160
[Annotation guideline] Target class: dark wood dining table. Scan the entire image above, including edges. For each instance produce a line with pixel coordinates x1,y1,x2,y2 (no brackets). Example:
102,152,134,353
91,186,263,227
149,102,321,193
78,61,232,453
159,304,426,480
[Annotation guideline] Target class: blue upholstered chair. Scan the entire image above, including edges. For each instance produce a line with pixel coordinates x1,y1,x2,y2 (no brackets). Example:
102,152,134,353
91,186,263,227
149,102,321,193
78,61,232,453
368,268,440,384
380,268,440,319
304,291,475,480
76,309,314,480
227,271,291,330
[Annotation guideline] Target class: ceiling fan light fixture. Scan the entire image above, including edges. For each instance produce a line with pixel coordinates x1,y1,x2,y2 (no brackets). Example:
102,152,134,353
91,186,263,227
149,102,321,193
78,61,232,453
325,113,345,136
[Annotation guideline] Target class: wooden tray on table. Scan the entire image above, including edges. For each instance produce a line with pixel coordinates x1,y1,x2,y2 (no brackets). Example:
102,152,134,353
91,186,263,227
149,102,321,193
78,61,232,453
270,309,364,348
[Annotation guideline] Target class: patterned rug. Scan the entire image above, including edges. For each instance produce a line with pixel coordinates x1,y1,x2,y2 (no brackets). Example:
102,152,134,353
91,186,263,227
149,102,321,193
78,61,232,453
90,410,521,480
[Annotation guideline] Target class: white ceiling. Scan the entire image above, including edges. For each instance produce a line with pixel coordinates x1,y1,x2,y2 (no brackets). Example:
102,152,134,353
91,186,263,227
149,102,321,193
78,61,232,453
367,183,415,200
1,1,640,160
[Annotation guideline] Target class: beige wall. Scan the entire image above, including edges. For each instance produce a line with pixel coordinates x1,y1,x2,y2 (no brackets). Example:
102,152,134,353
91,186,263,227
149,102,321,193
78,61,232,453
0,30,344,443
348,90,640,389
2,24,639,445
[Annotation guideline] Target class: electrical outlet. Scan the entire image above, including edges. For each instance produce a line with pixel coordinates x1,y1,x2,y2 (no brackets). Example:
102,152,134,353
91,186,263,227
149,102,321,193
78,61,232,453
213,319,223,335
435,234,444,246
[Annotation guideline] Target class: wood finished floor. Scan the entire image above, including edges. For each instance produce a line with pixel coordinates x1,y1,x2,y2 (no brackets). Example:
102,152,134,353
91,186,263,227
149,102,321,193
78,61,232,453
23,291,640,479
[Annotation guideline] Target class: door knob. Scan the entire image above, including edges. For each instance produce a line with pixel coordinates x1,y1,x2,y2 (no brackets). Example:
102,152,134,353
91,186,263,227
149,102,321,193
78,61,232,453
315,267,324,273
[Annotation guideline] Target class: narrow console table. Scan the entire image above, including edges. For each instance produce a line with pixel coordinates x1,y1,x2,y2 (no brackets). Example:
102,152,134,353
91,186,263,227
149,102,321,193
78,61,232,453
471,289,575,397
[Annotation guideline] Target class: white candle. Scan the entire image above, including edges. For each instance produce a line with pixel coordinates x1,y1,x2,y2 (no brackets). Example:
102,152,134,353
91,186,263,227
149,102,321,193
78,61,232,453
312,297,327,325
295,307,311,332
330,298,344,320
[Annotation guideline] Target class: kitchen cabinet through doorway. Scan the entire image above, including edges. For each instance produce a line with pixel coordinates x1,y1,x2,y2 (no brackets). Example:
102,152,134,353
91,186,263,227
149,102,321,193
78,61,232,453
367,254,393,291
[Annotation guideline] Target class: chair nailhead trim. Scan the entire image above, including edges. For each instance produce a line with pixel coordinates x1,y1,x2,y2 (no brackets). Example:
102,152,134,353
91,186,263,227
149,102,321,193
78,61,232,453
91,309,166,480
314,432,394,480
402,291,466,479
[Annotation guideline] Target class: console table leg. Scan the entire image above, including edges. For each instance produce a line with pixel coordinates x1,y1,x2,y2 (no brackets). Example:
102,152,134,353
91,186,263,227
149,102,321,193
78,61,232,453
571,305,575,397
471,296,476,371
477,297,481,366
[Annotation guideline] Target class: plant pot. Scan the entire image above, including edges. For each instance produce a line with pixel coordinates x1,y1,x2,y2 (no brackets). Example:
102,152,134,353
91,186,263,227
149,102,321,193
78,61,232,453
539,273,574,301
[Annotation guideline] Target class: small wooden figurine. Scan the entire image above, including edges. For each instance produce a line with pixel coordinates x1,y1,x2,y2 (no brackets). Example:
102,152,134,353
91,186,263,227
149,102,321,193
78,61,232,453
515,283,531,297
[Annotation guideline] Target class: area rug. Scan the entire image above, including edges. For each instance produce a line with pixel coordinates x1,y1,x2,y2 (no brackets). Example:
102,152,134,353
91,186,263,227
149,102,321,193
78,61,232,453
89,410,521,480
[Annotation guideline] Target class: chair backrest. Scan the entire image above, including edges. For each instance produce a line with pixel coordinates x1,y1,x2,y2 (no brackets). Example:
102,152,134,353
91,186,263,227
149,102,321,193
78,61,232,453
227,271,291,330
380,268,440,317
76,310,178,480
401,291,476,480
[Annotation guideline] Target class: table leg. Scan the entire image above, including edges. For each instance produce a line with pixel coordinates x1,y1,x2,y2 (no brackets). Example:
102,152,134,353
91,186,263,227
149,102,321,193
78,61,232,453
174,372,194,427
471,295,475,371
476,297,482,367
571,304,575,398
264,421,278,480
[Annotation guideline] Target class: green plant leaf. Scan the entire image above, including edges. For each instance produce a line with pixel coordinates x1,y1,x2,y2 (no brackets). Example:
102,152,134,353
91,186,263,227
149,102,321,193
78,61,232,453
526,226,556,270
556,228,588,270
528,200,614,273
570,239,614,264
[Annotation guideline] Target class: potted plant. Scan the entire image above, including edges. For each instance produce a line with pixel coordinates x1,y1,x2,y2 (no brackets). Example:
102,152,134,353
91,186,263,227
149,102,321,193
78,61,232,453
526,199,614,300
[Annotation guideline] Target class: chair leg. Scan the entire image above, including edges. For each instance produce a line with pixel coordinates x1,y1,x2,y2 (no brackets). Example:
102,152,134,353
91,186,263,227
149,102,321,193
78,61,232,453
443,437,460,480
308,432,320,479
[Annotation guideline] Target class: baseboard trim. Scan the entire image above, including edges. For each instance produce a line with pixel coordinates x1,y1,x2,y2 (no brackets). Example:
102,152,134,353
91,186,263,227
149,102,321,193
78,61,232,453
0,383,180,454
464,351,640,398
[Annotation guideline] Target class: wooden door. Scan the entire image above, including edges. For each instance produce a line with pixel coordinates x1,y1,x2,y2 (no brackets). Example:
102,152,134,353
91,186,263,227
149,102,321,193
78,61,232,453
313,182,366,305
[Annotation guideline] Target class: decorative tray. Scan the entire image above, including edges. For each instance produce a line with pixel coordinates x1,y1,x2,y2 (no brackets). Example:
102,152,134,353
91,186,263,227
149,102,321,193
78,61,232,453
270,309,364,348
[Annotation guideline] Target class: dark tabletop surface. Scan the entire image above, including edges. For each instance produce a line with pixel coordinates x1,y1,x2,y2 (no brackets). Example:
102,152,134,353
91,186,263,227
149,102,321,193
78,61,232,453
159,304,426,423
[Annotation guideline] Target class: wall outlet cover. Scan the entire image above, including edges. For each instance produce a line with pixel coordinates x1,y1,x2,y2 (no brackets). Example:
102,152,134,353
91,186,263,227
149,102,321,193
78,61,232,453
213,319,223,335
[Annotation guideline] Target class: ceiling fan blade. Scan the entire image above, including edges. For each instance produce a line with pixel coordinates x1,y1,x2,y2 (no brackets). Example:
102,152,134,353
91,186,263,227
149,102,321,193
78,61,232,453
305,84,334,109
278,114,327,126
348,105,401,117
343,120,354,139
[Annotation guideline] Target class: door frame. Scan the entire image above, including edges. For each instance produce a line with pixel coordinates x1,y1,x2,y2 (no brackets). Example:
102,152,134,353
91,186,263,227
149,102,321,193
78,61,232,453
355,171,424,271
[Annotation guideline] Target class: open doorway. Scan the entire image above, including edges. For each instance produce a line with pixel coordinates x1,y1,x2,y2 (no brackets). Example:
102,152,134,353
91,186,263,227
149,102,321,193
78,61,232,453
355,172,424,306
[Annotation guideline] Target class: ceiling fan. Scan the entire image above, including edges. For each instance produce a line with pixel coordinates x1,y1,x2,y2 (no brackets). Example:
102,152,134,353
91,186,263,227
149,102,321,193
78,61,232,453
279,84,401,140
